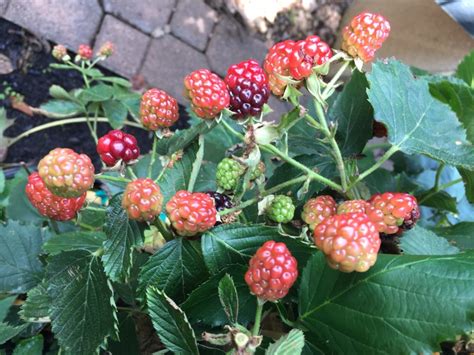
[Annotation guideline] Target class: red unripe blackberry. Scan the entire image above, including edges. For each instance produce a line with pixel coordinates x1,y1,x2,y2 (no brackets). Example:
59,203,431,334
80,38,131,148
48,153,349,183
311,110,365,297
366,192,420,235
245,241,298,301
97,130,140,166
337,200,370,215
314,213,381,273
140,88,179,130
184,69,230,120
301,195,337,230
166,190,217,236
342,12,391,62
373,120,388,138
122,178,163,221
77,44,92,60
38,148,95,198
25,172,86,221
225,59,270,119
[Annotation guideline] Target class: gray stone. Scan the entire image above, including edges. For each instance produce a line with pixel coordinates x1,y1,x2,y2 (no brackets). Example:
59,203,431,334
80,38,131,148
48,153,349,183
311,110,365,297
94,15,150,78
141,35,209,104
4,0,102,49
0,0,9,16
206,18,268,76
104,0,175,34
170,0,217,51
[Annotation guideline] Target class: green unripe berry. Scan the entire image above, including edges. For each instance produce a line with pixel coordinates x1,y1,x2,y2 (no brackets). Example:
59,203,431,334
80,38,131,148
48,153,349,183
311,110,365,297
216,158,244,191
266,195,295,223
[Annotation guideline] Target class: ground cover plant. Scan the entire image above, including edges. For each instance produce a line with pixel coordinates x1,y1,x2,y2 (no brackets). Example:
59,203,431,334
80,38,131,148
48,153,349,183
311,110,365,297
0,11,473,354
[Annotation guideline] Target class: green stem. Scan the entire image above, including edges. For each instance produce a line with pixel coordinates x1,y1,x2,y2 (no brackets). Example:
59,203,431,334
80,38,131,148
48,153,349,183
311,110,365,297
349,145,400,189
95,174,131,184
363,142,393,152
220,175,308,216
154,218,174,242
7,117,145,147
312,100,348,192
81,61,90,89
187,134,205,192
126,166,138,180
148,134,158,178
322,60,350,99
419,178,463,204
219,119,343,192
50,220,60,234
252,299,265,336
434,164,445,191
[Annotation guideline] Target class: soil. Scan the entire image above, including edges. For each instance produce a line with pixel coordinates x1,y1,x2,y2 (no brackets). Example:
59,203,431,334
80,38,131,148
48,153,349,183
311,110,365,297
0,18,188,176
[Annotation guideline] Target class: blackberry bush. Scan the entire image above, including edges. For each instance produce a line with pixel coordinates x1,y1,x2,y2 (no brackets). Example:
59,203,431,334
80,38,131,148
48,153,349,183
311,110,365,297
2,11,474,355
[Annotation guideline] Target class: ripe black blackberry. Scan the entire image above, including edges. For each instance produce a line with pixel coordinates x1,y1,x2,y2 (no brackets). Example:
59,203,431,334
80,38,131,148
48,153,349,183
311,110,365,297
205,191,233,212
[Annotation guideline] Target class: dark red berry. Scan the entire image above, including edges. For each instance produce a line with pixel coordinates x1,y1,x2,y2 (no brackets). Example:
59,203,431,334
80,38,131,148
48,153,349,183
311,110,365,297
97,130,140,166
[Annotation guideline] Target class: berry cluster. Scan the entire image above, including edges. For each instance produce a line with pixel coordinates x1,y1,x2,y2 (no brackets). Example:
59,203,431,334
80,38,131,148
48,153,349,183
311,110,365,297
140,88,179,130
225,59,270,119
97,130,140,166
166,190,217,236
245,241,298,301
342,12,391,62
184,69,230,120
263,35,332,96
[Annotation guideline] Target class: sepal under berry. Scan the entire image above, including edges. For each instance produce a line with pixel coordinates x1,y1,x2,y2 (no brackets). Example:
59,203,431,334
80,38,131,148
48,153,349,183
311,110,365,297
245,240,298,301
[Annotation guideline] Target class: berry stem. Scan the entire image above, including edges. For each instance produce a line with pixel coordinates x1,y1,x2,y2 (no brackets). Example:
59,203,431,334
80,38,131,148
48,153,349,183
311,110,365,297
7,117,145,147
187,134,205,192
418,178,463,204
434,163,445,191
95,174,131,184
50,220,60,234
219,119,343,193
126,167,138,180
148,133,158,179
220,175,308,216
348,145,400,189
252,299,265,336
309,99,349,193
153,218,174,242
80,61,91,89
322,60,350,100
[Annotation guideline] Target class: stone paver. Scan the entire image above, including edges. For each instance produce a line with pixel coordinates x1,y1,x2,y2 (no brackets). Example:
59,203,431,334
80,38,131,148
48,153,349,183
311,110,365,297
0,0,9,16
141,35,209,104
170,0,217,51
206,18,268,76
4,0,102,49
94,15,150,78
103,0,175,34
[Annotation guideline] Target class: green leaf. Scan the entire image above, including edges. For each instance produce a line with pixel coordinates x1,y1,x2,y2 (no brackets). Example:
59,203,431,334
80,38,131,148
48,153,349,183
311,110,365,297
80,84,114,102
181,266,256,327
367,59,474,170
0,109,14,159
19,283,50,322
102,99,128,129
331,70,373,156
40,100,83,117
13,335,43,355
298,252,474,354
139,238,209,303
0,221,43,293
266,329,305,355
218,274,239,324
106,313,140,355
400,225,459,255
434,222,474,250
100,76,132,87
102,194,143,282
43,231,106,255
160,143,197,202
0,169,4,194
147,287,199,354
458,168,474,203
417,189,458,213
0,296,15,322
456,50,474,88
118,93,141,119
46,250,118,355
0,323,27,344
156,120,216,156
5,170,43,224
77,206,106,229
201,224,314,275
49,85,73,100
202,120,242,163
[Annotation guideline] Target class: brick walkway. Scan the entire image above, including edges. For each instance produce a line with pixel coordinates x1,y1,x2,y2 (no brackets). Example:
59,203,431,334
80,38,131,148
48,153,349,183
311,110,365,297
0,0,289,116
